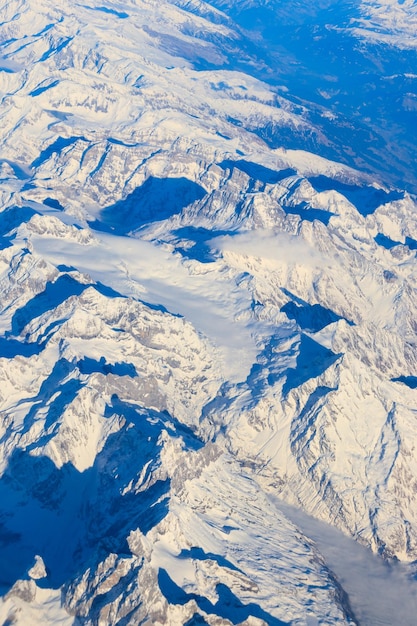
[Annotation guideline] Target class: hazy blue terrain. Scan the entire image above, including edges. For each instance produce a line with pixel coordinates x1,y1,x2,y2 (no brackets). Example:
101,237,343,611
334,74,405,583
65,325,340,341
195,0,417,192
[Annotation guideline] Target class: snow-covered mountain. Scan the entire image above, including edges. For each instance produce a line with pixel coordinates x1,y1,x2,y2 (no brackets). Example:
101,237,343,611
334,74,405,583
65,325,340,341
355,0,417,47
1,0,417,624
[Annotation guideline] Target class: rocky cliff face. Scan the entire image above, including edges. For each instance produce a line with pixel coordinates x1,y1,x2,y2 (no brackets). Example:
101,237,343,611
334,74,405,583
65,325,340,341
1,1,417,624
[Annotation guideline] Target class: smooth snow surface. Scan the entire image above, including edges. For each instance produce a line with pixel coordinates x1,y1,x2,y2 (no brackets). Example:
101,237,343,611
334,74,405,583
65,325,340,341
0,587,77,626
29,229,257,383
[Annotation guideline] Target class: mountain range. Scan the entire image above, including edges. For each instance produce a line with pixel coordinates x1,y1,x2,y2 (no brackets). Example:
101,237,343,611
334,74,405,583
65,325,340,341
1,1,417,624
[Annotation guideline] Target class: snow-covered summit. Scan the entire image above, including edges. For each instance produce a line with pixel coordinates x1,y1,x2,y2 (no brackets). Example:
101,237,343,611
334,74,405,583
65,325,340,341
355,0,417,47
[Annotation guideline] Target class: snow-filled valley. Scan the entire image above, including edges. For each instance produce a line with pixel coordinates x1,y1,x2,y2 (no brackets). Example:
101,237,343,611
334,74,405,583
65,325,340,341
1,0,417,624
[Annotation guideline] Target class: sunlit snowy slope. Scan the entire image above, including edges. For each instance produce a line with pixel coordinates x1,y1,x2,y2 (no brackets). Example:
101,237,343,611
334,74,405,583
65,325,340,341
1,0,417,624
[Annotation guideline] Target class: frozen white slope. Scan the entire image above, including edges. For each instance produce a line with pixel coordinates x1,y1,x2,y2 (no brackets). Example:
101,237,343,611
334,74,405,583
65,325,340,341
355,0,417,48
1,0,417,624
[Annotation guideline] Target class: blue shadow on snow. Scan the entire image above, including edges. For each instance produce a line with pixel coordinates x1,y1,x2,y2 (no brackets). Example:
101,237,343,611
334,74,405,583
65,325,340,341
282,201,335,225
0,398,175,593
375,233,417,251
308,176,404,217
8,273,125,339
9,274,87,336
29,80,60,97
281,300,352,333
93,6,129,19
0,336,46,358
218,159,296,185
178,547,243,574
172,226,233,263
20,358,137,434
107,394,204,452
0,160,31,180
0,205,38,250
89,177,207,234
158,569,289,625
43,197,65,211
184,615,209,625
392,376,417,389
32,136,87,169
38,37,73,63
282,335,342,397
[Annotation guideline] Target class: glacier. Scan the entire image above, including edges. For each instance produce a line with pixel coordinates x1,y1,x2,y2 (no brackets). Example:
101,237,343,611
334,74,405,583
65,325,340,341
1,0,417,624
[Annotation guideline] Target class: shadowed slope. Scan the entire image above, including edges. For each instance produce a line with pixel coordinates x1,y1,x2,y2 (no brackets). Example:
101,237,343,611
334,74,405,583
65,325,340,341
90,177,207,234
